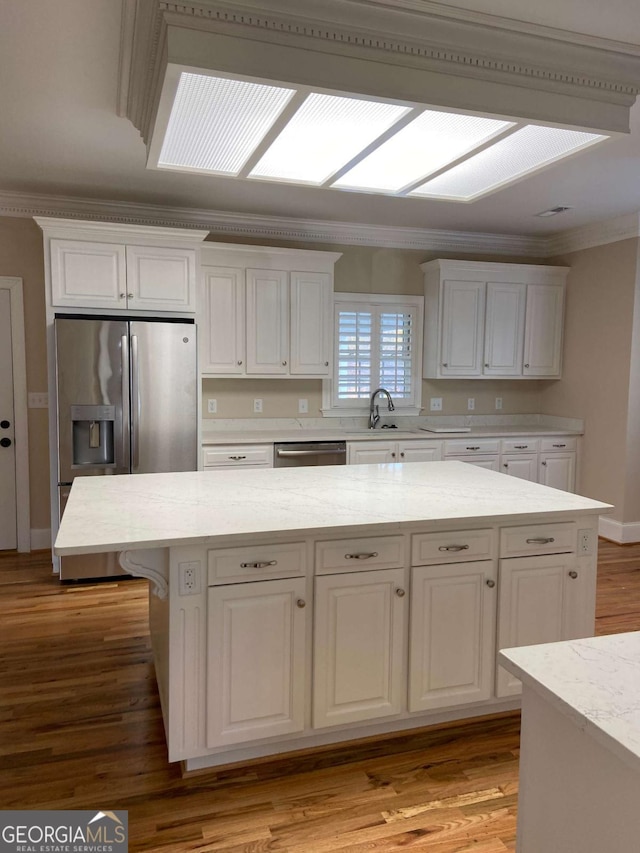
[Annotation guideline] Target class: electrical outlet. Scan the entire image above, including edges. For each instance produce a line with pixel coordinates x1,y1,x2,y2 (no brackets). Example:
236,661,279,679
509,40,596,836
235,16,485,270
430,397,443,412
298,398,308,414
207,399,217,414
28,392,48,408
253,398,263,414
578,529,595,555
495,397,503,410
467,397,475,411
179,562,201,596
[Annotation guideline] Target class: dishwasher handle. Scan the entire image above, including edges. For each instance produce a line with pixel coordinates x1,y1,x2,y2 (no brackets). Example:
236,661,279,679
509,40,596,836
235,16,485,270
276,448,346,458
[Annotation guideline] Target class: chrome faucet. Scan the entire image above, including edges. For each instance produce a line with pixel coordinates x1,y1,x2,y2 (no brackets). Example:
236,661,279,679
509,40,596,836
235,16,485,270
368,387,395,429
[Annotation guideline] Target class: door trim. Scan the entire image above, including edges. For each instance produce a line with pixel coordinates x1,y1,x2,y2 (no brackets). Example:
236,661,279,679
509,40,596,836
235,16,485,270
0,277,30,552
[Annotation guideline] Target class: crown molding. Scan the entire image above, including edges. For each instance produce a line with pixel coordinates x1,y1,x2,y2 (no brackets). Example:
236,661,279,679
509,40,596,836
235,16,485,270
0,189,546,256
545,212,640,256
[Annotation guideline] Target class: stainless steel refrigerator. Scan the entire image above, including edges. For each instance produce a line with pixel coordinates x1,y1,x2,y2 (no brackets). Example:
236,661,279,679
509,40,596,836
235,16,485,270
55,316,197,580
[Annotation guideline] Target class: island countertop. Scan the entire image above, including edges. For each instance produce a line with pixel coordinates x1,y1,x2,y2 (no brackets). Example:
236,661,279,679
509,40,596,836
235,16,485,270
55,460,612,556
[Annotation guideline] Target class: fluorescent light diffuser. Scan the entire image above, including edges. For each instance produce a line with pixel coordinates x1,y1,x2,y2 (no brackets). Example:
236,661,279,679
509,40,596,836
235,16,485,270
249,93,409,184
409,125,607,200
333,109,514,193
158,73,295,174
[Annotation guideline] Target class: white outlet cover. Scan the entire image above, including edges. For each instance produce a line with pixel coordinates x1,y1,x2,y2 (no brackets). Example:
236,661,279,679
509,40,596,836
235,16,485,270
298,398,308,414
467,397,475,410
253,398,263,413
207,399,217,414
430,397,443,411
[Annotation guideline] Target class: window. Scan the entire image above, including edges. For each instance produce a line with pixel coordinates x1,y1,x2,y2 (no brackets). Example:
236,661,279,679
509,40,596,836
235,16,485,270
322,293,423,415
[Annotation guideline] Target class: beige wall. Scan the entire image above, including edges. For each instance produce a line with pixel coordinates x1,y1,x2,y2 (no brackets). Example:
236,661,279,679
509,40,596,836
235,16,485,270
541,238,640,518
622,239,640,522
0,217,49,530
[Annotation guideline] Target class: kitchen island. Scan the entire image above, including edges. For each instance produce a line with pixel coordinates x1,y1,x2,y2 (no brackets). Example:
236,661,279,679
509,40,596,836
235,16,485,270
55,461,611,771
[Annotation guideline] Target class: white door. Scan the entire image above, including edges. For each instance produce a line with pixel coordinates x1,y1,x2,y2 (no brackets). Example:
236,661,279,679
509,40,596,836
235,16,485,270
539,452,576,492
0,289,16,549
496,555,574,696
290,271,332,375
440,280,485,376
206,577,306,746
347,441,396,464
199,266,245,375
523,284,564,377
246,269,289,374
409,561,497,712
483,282,525,376
501,454,538,481
313,568,406,728
398,441,443,462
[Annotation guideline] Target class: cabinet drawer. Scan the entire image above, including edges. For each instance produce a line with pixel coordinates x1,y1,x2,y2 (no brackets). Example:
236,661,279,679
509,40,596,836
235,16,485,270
501,438,539,453
500,523,576,557
445,438,500,455
411,529,495,565
315,536,405,575
202,444,274,468
540,437,577,452
208,542,306,584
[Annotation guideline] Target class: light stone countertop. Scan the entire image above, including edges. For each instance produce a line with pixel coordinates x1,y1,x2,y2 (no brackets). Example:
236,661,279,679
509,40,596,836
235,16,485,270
499,632,640,775
55,460,610,555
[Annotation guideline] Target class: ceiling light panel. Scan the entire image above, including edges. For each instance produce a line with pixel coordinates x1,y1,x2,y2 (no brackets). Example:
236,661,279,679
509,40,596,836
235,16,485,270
333,110,514,193
409,125,607,200
158,73,296,174
249,93,410,184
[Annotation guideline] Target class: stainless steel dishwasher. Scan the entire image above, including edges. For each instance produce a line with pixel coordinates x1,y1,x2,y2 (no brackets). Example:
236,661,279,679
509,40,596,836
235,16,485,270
274,441,347,467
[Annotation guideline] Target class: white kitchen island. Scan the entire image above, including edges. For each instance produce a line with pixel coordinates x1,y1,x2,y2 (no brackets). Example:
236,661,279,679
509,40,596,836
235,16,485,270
55,461,611,771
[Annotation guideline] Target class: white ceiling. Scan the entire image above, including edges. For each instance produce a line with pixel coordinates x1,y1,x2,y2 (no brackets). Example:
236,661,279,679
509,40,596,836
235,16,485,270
2,0,640,239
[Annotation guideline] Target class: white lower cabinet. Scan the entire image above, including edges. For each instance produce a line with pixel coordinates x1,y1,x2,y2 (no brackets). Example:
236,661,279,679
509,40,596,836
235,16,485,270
206,576,307,746
409,560,497,712
539,451,576,491
347,439,442,465
313,568,406,728
501,454,538,481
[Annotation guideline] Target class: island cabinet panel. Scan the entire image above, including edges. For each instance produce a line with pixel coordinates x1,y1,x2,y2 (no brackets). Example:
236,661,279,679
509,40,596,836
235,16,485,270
313,569,406,728
409,561,497,712
206,577,306,747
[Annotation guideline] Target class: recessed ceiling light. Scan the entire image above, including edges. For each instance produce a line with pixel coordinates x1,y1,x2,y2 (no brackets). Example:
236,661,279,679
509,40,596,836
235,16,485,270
409,125,606,201
333,109,515,193
158,73,295,174
249,93,410,185
536,206,573,217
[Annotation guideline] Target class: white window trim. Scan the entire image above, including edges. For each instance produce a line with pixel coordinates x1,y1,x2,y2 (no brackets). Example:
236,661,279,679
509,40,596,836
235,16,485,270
322,292,424,417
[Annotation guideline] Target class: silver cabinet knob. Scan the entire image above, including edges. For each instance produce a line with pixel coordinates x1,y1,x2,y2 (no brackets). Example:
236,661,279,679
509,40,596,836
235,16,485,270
400,452,405,458
524,363,530,368
486,579,496,588
484,363,489,368
541,461,547,466
119,292,125,299
568,570,578,579
324,361,329,366
395,588,406,597
237,360,243,365
442,362,448,368
282,361,287,366
127,293,133,299
296,598,306,608
503,463,508,468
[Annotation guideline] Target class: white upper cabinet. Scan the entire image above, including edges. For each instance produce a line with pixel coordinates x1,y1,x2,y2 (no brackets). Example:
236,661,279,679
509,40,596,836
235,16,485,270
199,244,341,378
422,260,568,379
38,219,207,314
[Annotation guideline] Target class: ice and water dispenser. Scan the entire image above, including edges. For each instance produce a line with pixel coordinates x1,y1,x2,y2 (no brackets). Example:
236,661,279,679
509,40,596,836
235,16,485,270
70,404,115,467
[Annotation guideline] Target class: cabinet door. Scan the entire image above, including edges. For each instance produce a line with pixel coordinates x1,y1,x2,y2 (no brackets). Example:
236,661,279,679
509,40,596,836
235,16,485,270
397,440,443,462
290,271,332,376
246,269,289,374
523,284,564,377
496,555,574,696
347,441,396,464
207,577,306,746
539,452,576,492
483,282,525,376
501,454,538,482
409,561,497,712
440,280,485,377
50,239,126,309
126,245,197,312
313,568,405,728
451,455,501,471
200,266,245,375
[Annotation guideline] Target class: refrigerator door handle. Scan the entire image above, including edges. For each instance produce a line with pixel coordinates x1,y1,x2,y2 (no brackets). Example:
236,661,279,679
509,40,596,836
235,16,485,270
131,334,140,470
121,334,130,466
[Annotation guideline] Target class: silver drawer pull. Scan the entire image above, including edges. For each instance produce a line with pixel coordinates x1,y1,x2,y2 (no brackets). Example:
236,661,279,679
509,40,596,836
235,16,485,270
345,552,378,560
525,537,555,544
438,544,469,552
552,443,567,448
514,445,528,450
240,560,278,569
466,446,480,451
228,455,247,460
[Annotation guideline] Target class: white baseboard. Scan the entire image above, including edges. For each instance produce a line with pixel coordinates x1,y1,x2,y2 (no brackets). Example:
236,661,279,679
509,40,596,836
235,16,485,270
30,528,52,550
598,517,640,544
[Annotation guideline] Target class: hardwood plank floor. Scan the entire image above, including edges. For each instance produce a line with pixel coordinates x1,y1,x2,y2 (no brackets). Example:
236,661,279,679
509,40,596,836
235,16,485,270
0,540,638,852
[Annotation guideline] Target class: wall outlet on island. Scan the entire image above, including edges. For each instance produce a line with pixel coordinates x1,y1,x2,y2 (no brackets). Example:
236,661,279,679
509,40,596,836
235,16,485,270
253,398,263,414
578,529,595,555
207,399,217,414
179,562,201,596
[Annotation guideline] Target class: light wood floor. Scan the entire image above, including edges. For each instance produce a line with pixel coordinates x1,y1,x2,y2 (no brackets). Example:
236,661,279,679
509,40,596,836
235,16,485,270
1,540,639,852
